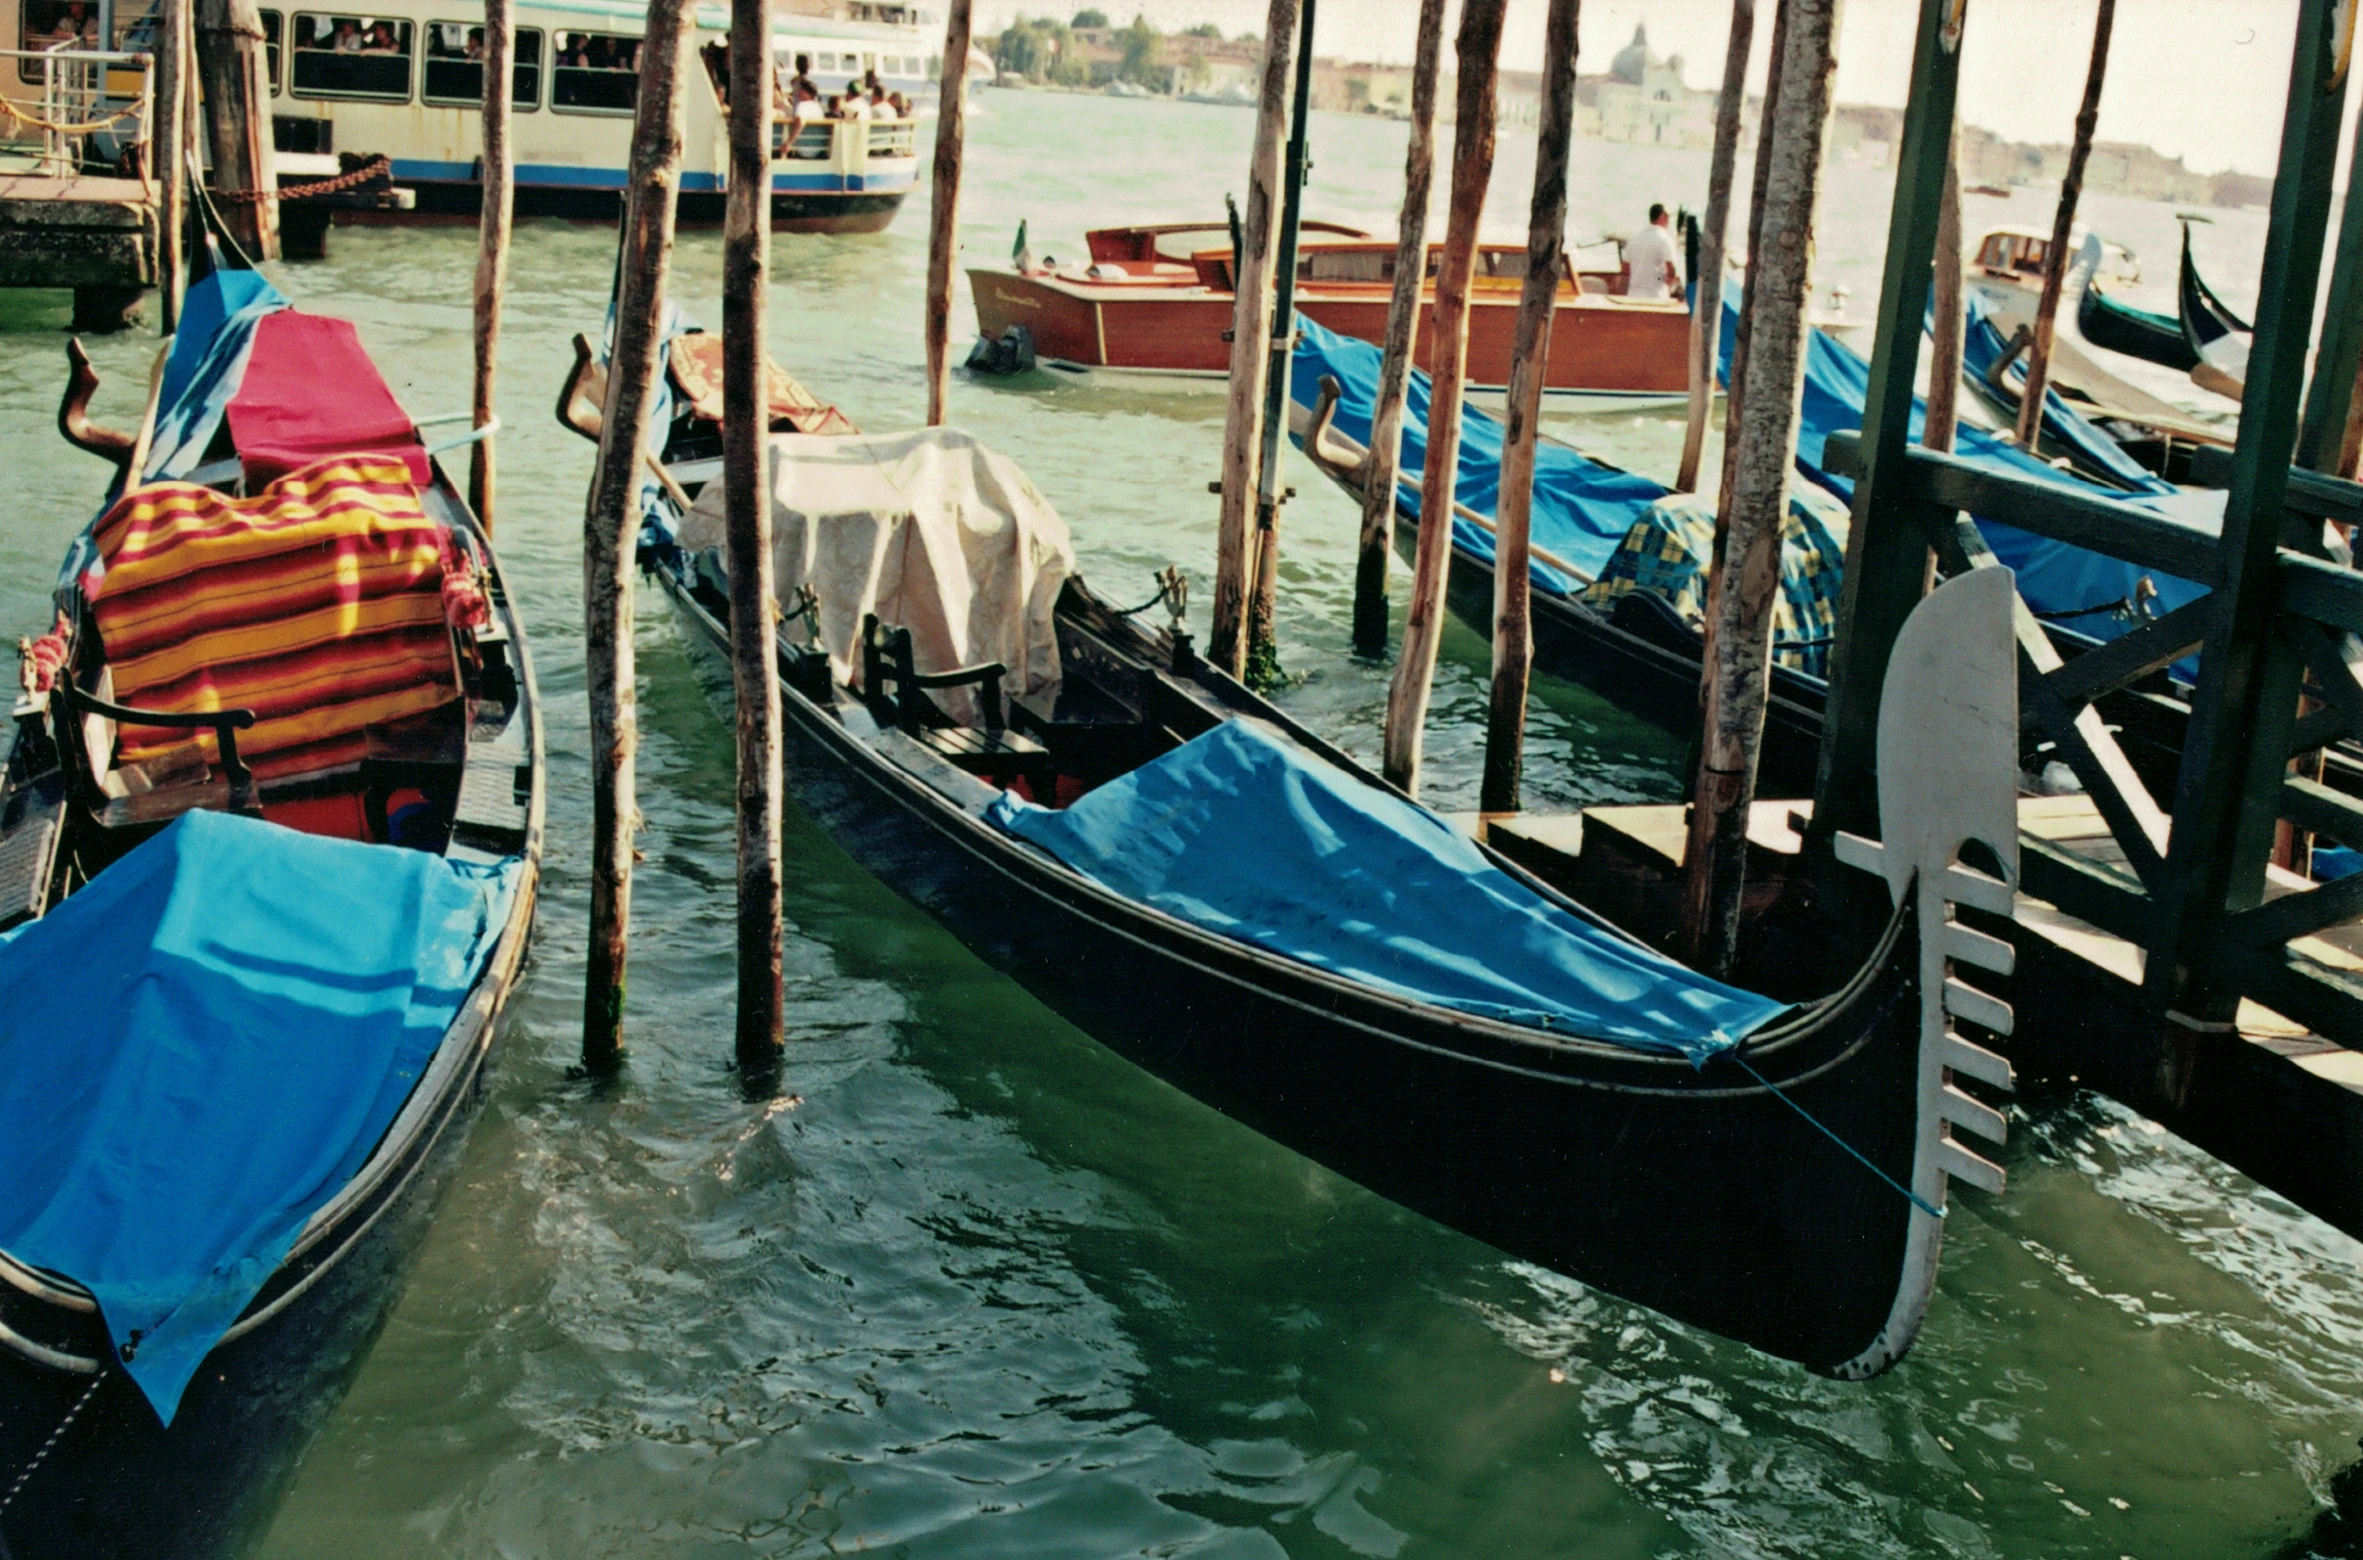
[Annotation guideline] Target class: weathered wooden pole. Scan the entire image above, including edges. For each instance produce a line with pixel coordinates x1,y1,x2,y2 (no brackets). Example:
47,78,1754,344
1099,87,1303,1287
924,0,972,426
1350,0,1445,659
1924,121,1964,453
1381,0,1508,797
469,0,515,527
581,0,689,1073
1713,0,1790,512
1681,0,1838,976
726,0,785,1078
1673,0,1753,493
193,0,277,260
1479,0,1580,814
1208,0,1302,678
155,0,187,332
2014,0,2114,448
1244,0,1319,684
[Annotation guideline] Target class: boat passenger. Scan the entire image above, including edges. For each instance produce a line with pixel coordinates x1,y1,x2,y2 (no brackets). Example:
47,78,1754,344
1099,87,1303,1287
789,51,815,96
868,83,894,118
332,18,363,52
792,81,823,123
463,26,483,60
363,21,398,53
1620,203,1683,300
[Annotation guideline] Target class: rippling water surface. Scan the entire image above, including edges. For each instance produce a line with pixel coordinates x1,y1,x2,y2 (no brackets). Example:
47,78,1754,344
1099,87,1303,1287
2,85,2356,1560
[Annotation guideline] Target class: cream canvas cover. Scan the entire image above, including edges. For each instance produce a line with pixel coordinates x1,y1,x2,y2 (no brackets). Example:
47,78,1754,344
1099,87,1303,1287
681,427,1076,721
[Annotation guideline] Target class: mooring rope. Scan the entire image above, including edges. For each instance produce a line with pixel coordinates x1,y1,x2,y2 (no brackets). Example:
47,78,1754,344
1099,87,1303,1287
0,1372,104,1516
0,95,142,135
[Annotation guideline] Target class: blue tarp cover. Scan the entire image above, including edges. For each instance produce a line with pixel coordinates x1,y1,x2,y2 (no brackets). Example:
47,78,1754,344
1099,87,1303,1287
0,812,516,1423
985,719,1786,1062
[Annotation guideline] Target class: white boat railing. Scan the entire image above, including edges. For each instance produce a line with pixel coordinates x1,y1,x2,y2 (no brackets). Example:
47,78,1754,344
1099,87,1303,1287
1,44,154,180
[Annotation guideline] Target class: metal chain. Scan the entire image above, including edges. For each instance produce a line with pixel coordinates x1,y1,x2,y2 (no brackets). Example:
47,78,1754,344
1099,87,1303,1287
0,1372,104,1515
214,154,392,204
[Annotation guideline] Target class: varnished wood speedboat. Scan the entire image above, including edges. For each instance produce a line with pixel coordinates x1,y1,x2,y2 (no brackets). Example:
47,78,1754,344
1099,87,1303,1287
969,221,1694,408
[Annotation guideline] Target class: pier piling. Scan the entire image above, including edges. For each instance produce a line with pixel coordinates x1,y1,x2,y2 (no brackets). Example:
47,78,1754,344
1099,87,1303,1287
1479,0,1580,815
1682,0,1838,975
155,0,188,332
1350,0,1445,660
924,0,972,427
2013,0,2113,450
1674,0,1752,495
470,0,514,529
1208,0,1300,679
726,0,785,1080
1381,0,1506,797
1924,121,1963,455
193,0,277,260
1243,0,1317,686
581,0,689,1073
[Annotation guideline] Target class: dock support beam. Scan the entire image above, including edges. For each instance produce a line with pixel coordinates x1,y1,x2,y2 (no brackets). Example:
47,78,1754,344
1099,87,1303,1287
470,0,515,530
1351,0,1445,659
1674,0,1752,495
1808,0,1964,859
581,0,688,1074
1480,0,1579,815
1923,120,1963,455
726,0,785,1082
2012,0,2113,450
1382,0,1505,797
923,0,972,427
2148,0,2352,1018
156,0,188,333
1243,0,1316,687
1682,0,1838,975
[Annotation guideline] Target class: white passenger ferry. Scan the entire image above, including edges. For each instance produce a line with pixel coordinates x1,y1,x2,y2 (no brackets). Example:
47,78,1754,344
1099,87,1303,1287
2,0,959,232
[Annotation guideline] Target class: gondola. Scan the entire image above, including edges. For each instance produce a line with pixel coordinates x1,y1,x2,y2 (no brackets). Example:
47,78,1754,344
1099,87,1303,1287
0,254,543,1560
2179,221,2253,398
557,341,2017,1380
2077,272,2200,372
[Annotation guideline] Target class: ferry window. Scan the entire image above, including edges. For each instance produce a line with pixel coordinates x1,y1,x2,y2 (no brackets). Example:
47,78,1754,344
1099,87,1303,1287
260,10,283,92
290,13,414,101
551,29,639,114
423,21,542,109
17,0,100,81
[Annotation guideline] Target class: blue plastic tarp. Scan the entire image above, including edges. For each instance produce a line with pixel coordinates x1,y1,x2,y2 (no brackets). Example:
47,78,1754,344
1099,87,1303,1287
985,719,1786,1062
1959,294,2172,493
0,812,517,1423
1288,315,1664,594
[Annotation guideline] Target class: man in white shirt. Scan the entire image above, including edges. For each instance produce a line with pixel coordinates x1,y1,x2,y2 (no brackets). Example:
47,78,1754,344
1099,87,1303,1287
1621,204,1683,300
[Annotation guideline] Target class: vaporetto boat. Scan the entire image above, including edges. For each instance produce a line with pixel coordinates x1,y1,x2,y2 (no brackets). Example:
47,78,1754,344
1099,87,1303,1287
2,0,969,232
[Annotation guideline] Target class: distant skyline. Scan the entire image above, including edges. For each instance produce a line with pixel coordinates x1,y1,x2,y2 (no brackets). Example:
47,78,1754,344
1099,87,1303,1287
973,1,2326,178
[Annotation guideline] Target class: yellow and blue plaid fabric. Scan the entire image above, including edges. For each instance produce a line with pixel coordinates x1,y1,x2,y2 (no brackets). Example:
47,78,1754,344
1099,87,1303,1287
1579,482,1852,677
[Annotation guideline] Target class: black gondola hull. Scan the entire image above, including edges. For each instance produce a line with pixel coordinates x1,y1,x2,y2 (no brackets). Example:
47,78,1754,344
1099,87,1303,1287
656,557,1935,1374
2077,281,2201,372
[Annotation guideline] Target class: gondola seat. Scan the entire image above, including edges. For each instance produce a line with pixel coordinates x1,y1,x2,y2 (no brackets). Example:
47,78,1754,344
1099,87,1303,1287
72,453,470,839
861,613,1055,793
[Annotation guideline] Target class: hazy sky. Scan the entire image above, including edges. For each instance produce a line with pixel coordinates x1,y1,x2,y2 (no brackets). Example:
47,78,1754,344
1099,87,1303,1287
976,1,2314,177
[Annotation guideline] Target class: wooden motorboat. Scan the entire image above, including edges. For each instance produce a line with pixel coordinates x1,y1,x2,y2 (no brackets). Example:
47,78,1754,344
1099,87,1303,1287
558,344,2019,1380
0,259,542,1560
968,221,1694,409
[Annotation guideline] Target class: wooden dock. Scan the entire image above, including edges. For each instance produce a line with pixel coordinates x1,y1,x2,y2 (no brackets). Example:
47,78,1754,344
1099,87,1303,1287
0,173,156,330
1470,798,2363,1241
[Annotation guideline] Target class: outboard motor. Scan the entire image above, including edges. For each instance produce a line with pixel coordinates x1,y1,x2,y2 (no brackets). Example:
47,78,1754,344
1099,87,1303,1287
965,324,1037,376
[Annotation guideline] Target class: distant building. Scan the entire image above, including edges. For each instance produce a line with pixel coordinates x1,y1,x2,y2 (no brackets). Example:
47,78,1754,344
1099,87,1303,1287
1572,25,1715,147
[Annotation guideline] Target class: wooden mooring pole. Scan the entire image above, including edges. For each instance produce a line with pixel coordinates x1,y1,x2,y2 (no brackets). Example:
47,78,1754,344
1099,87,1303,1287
2014,0,2114,449
1350,0,1445,659
1243,0,1318,685
155,0,187,333
194,0,277,260
1479,0,1579,815
1208,0,1301,679
470,0,515,528
1923,120,1963,455
1673,0,1753,495
1381,0,1507,797
924,0,972,426
581,0,689,1073
726,0,785,1077
1681,0,1837,976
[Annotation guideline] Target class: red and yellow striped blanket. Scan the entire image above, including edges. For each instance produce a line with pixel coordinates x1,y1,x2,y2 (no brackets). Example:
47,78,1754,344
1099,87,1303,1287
88,455,461,782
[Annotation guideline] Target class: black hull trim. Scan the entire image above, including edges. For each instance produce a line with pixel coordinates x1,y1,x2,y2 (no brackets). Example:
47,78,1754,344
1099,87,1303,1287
2077,280,2200,372
366,178,908,234
651,555,1937,1375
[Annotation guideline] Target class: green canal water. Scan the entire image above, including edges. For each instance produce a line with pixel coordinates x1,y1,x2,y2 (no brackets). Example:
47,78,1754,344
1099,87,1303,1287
0,87,2353,1559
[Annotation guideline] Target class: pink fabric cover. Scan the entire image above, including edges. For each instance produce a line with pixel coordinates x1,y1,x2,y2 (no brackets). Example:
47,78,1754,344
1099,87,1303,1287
226,311,431,486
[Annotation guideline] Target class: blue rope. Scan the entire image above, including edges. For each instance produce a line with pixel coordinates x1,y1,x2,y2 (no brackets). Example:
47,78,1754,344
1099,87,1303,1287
1728,1051,1945,1221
